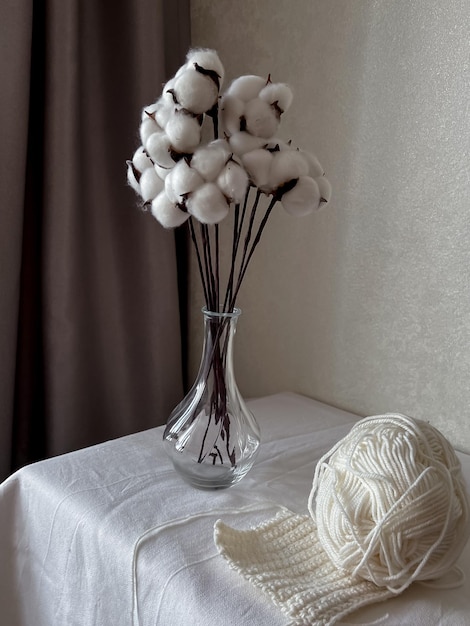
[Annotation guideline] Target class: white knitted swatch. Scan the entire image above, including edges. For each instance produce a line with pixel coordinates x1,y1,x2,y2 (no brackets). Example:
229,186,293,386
214,509,393,626
214,414,470,626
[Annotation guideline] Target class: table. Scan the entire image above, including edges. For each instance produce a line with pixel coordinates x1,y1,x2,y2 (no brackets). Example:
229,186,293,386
1,392,470,625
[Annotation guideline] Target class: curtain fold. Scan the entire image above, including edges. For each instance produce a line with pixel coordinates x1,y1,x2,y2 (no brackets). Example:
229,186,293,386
0,0,190,480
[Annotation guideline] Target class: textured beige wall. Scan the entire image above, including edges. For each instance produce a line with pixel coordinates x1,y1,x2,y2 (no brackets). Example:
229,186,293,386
189,0,470,451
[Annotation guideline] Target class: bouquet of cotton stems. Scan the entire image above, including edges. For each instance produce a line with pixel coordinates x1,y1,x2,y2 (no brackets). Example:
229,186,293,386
127,48,331,314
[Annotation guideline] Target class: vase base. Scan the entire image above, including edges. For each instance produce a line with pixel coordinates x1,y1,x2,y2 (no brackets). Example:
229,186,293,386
171,457,256,490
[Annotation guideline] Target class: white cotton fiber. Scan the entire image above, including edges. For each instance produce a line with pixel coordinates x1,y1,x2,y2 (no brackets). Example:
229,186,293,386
259,83,293,113
186,48,225,85
139,166,164,202
154,164,171,180
154,101,173,129
140,116,161,145
244,98,279,138
268,150,309,189
241,149,273,190
227,75,266,101
173,69,219,114
132,146,153,173
191,140,230,181
280,176,320,216
316,176,332,206
220,94,245,136
165,160,203,204
145,131,174,168
151,191,189,229
299,149,325,178
186,183,229,224
217,160,249,203
229,131,267,156
126,162,141,195
165,110,201,152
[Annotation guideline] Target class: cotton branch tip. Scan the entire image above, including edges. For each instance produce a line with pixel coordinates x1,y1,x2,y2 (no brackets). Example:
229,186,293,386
280,176,321,216
151,191,189,229
187,183,229,224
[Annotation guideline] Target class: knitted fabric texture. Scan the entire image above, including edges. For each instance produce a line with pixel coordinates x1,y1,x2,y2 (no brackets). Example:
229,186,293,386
214,414,470,626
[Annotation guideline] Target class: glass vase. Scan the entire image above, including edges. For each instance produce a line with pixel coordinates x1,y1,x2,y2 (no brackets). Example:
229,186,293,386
163,307,260,490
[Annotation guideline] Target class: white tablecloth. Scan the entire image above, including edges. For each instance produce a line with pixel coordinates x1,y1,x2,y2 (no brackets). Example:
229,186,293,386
1,392,470,626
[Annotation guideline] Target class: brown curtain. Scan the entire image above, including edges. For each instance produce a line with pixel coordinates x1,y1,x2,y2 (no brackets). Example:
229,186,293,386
0,0,190,481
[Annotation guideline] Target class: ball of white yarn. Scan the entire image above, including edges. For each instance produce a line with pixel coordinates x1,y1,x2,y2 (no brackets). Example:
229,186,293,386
308,414,470,594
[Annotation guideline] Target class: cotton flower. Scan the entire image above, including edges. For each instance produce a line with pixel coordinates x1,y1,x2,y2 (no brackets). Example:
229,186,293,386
191,140,231,181
186,183,229,224
217,159,249,203
165,159,204,205
126,146,154,196
139,166,164,202
151,191,189,228
139,110,162,145
280,176,321,216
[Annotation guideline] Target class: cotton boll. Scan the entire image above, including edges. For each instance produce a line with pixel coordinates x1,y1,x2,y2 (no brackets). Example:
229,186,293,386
269,150,309,189
132,146,153,173
151,191,189,229
165,159,204,204
139,166,165,202
241,149,273,189
220,94,245,136
280,176,321,216
217,161,249,203
165,110,201,152
299,149,325,177
145,131,174,168
186,48,225,86
259,83,293,113
191,141,230,181
244,98,279,139
127,162,141,195
229,131,267,156
154,101,174,129
155,164,171,180
187,183,229,224
140,116,161,145
316,175,332,206
173,69,219,114
227,75,266,101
